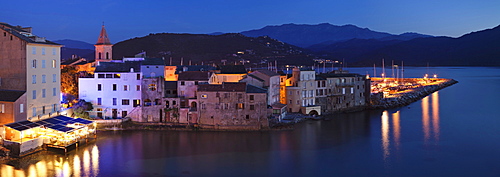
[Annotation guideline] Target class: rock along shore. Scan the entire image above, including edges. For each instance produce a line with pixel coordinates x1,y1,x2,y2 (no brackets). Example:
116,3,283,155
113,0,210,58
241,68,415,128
369,79,458,109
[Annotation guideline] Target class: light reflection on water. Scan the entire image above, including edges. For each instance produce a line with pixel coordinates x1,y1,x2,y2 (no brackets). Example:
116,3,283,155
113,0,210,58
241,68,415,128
0,145,100,177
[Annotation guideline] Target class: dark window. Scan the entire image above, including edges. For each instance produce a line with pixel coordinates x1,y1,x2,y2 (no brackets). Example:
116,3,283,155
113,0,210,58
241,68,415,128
122,99,130,105
238,94,242,99
97,84,102,91
246,115,250,119
250,105,255,110
166,90,171,94
249,95,254,100
155,99,161,105
105,74,113,78
114,74,120,78
98,74,105,78
122,111,127,117
195,81,198,85
180,81,185,86
42,106,46,114
113,84,117,91
216,93,220,97
137,74,140,80
165,101,170,108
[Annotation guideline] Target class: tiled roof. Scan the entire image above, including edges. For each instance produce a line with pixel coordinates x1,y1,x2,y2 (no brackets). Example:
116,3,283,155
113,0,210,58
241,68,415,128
0,22,61,45
253,69,280,77
246,84,267,93
247,75,265,82
0,90,25,102
177,71,210,81
318,72,364,78
94,61,141,72
219,65,247,74
142,58,165,65
175,65,216,73
96,25,112,45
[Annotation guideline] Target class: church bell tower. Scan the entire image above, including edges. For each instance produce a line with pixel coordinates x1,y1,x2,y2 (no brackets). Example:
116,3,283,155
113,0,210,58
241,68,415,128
95,24,113,61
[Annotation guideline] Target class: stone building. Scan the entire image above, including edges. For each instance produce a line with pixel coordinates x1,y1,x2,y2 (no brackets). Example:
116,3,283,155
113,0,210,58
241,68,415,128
197,82,269,130
316,70,370,113
209,65,247,84
0,22,62,123
285,67,321,115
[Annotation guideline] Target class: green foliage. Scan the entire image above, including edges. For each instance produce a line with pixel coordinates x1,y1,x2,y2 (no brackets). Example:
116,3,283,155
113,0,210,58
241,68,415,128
73,99,93,119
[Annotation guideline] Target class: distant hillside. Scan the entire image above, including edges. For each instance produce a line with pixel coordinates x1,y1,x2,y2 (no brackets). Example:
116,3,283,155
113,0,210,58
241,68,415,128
61,48,94,60
241,23,432,48
113,33,315,65
54,39,94,50
350,25,500,66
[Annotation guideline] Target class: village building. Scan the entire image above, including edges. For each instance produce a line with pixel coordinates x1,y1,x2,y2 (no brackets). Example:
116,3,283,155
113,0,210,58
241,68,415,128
78,61,142,119
209,65,247,84
0,22,62,123
164,65,216,81
285,67,321,115
197,82,269,130
177,71,211,124
241,69,287,120
316,71,370,113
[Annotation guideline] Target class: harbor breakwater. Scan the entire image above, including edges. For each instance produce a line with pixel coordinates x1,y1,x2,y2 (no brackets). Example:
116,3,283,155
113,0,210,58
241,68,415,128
369,79,458,109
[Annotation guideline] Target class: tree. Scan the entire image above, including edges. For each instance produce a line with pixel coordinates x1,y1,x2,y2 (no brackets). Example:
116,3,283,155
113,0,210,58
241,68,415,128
61,65,79,98
73,99,93,119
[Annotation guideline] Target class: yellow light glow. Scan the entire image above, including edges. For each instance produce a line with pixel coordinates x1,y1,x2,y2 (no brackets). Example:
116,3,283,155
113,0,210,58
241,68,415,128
381,110,390,160
422,96,430,143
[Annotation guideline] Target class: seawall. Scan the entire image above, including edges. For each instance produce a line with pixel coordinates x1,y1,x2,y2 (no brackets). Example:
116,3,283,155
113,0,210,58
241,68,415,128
369,79,458,109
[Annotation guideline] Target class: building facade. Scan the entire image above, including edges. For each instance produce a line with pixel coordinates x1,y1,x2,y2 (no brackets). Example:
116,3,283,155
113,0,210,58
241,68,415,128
0,22,62,123
79,62,142,119
197,82,269,130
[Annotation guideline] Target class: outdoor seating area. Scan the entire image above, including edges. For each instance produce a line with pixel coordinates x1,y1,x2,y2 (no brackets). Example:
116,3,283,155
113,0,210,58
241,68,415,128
1,116,96,155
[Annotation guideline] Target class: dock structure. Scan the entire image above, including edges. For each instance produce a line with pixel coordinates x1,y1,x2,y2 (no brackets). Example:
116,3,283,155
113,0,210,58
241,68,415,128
369,77,458,109
1,116,97,156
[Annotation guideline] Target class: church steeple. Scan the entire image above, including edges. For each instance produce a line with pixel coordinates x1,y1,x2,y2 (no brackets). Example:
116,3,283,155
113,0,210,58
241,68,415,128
95,24,113,60
96,24,112,45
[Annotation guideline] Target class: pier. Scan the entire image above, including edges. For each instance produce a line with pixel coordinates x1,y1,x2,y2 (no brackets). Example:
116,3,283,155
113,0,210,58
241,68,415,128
369,77,458,109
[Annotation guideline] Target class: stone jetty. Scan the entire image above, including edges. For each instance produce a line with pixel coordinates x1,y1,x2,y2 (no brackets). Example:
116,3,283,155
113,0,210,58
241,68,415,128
369,78,458,109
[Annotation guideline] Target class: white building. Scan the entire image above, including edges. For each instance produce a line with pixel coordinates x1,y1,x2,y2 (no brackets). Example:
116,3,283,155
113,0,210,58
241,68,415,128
79,62,142,119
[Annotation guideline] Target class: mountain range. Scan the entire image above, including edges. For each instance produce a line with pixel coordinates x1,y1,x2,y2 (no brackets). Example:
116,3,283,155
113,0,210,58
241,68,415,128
57,23,500,66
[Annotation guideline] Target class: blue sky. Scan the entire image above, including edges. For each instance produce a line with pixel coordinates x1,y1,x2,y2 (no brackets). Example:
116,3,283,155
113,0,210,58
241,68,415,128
1,0,499,44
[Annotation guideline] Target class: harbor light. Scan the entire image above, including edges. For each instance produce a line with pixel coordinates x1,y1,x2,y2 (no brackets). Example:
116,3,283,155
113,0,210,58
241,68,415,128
433,74,437,78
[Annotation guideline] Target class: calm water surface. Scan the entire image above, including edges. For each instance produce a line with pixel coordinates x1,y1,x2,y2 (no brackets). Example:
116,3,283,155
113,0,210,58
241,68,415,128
1,67,500,177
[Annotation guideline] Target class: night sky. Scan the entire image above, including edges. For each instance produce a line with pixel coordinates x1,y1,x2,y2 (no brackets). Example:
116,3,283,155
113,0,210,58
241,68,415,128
1,0,499,44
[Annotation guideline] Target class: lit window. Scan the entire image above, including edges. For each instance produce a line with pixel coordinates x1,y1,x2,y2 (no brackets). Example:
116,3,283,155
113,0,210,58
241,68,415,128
201,94,207,98
0,104,4,113
20,104,24,113
148,84,157,91
52,59,56,68
237,103,244,109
